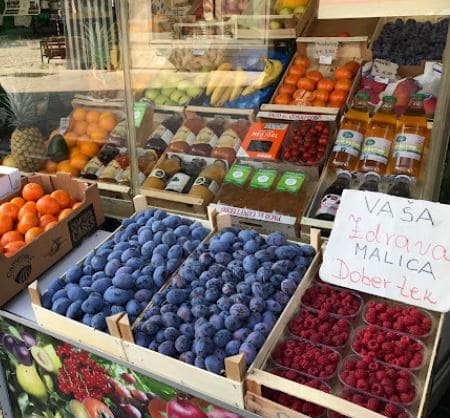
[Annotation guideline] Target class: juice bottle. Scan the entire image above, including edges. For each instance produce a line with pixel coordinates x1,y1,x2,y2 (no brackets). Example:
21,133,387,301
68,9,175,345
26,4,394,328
315,171,351,221
165,159,205,194
189,160,227,205
190,117,226,157
144,114,183,157
388,93,428,177
211,119,251,165
330,93,370,171
142,155,182,189
357,96,397,175
388,175,412,198
167,114,204,154
358,172,380,192
217,164,254,208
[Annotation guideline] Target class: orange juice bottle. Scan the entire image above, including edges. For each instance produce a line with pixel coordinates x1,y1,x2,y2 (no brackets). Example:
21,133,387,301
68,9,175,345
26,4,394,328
357,96,397,175
330,93,370,171
388,93,428,177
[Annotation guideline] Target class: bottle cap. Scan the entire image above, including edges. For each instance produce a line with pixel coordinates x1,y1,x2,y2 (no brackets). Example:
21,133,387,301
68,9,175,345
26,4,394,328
364,172,381,181
337,170,352,179
395,174,412,183
411,93,426,99
356,92,370,100
382,95,397,102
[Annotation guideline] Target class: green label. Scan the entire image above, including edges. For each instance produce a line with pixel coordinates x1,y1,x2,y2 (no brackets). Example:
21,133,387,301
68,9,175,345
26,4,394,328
276,171,305,194
249,169,277,191
224,164,253,187
134,101,148,128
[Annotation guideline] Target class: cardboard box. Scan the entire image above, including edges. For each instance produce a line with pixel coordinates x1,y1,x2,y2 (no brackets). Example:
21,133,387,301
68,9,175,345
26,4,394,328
0,172,104,306
0,167,20,200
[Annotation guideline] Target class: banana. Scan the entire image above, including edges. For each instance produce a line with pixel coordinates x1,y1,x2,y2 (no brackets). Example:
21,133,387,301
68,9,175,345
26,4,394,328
229,67,247,102
210,71,235,106
242,59,283,96
206,62,233,96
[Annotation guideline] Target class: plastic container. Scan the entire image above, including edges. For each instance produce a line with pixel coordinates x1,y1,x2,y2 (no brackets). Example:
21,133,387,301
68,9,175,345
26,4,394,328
338,355,419,407
351,325,427,371
327,387,412,418
301,283,363,320
264,366,331,418
362,300,434,339
287,306,352,350
271,336,342,381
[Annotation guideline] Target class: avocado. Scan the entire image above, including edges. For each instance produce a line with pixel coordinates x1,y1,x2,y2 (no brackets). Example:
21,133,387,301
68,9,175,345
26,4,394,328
43,344,62,374
16,364,48,402
47,134,69,162
69,400,90,418
31,346,53,373
42,374,54,391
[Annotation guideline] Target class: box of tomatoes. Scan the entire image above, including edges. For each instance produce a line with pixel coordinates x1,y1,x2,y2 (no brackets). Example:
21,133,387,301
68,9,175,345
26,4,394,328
261,35,371,116
0,172,104,306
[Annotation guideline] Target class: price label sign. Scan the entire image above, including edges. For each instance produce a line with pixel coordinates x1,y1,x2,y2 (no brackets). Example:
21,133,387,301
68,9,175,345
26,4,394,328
313,41,339,64
18,0,31,14
371,58,399,80
59,117,70,135
320,190,450,312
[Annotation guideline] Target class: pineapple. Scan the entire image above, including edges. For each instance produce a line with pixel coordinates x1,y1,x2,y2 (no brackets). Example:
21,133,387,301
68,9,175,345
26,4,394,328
6,93,46,172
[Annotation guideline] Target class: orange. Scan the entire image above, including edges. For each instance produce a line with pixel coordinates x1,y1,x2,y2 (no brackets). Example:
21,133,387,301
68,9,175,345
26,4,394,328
278,84,296,96
86,111,100,123
0,214,13,235
36,196,61,216
58,208,73,221
57,160,80,177
25,227,44,244
70,154,89,171
18,202,37,219
89,128,108,143
64,131,79,148
334,67,353,80
312,99,327,107
312,89,329,103
334,78,353,92
74,120,88,136
17,213,38,234
79,141,99,158
297,77,316,92
22,183,44,201
274,94,291,105
72,108,87,122
329,89,348,104
0,231,23,246
45,160,58,174
51,190,71,209
0,202,19,220
72,201,82,209
284,74,300,87
39,214,57,228
288,64,306,78
99,115,117,132
343,60,360,76
294,55,310,69
10,197,25,208
306,70,323,84
69,147,83,158
87,123,99,136
44,221,58,232
317,79,335,93
4,241,26,256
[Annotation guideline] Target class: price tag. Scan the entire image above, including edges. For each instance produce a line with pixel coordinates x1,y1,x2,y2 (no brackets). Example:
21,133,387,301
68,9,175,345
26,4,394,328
18,0,31,14
59,117,70,135
371,58,398,80
313,40,338,63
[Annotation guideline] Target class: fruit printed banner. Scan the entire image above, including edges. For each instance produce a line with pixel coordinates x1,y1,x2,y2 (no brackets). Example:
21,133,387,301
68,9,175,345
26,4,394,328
0,316,242,418
318,0,450,18
320,190,450,312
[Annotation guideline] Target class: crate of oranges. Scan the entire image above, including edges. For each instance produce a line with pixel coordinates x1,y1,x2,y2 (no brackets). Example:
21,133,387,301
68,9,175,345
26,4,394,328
42,98,125,180
0,172,104,306
262,36,370,116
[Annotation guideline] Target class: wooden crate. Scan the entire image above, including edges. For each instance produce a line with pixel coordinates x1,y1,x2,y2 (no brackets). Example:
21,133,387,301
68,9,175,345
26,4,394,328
261,35,370,116
245,248,444,418
119,212,322,409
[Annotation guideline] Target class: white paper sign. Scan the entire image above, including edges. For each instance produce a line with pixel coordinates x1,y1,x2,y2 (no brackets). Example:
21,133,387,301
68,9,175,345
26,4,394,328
371,58,398,80
320,190,450,312
313,41,338,62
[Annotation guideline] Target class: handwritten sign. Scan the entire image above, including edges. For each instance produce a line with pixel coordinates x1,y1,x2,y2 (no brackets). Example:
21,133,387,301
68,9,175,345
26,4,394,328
313,41,338,64
371,59,398,80
320,190,450,312
318,0,450,19
59,117,70,135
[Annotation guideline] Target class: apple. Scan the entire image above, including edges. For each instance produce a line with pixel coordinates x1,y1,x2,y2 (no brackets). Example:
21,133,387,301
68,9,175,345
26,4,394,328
279,7,293,15
178,80,191,91
166,400,207,418
336,31,350,37
144,88,160,101
170,90,184,102
270,21,282,29
161,87,175,97
293,5,306,13
186,86,203,98
177,95,190,105
154,95,168,105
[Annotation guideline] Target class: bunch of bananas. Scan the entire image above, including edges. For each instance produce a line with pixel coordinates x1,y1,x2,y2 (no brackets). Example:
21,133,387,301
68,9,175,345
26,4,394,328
205,59,283,107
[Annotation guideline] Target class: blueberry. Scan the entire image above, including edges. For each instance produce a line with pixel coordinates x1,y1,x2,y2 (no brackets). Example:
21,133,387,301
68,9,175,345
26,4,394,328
192,305,209,318
155,330,166,343
205,289,220,303
160,304,178,314
179,266,197,283
274,291,290,307
217,296,232,312
233,250,247,261
281,279,297,296
230,303,250,319
236,282,251,295
253,322,271,336
250,297,265,313
198,252,214,267
222,282,236,296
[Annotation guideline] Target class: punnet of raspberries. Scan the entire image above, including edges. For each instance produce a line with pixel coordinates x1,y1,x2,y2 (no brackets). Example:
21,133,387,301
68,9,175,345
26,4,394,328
288,307,351,348
263,368,330,418
272,338,341,379
339,356,416,405
364,302,433,337
301,284,362,317
352,326,425,370
329,388,411,418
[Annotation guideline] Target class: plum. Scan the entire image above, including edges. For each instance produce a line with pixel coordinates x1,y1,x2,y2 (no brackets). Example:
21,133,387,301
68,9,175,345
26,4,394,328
175,225,190,237
180,323,195,338
193,337,214,357
175,335,192,352
266,232,286,246
135,275,154,290
221,282,236,296
125,257,144,270
179,351,195,364
239,342,257,365
192,304,209,318
153,266,168,287
243,240,259,254
233,328,251,341
205,289,220,303
199,252,215,267
274,291,290,306
256,266,272,282
209,314,224,331
209,239,230,254
41,290,55,309
66,265,83,283
238,229,258,242
91,255,107,271
81,293,104,314
266,299,282,313
91,312,107,330
272,260,294,275
253,322,271,336
52,298,71,315
194,355,206,369
179,266,197,283
167,244,183,260
111,305,125,315
190,286,205,298
166,258,181,274
67,286,88,302
205,354,223,374
224,315,241,331
217,296,232,312
245,331,265,349
225,340,240,356
249,297,265,313
275,245,298,260
236,282,251,295
281,278,297,296
243,255,259,273
164,327,180,341
104,287,133,305
52,289,68,303
126,299,142,316
141,241,155,258
191,296,207,306
162,312,180,328
47,278,65,293
230,303,250,319
151,253,165,268
261,283,275,299
196,322,215,338
155,330,166,343
212,330,232,348
158,341,176,357
166,289,188,305
79,276,93,287
177,305,193,323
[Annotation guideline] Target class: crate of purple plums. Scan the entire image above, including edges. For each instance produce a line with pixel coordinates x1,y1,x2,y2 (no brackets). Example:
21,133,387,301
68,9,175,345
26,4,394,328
28,202,212,359
118,212,321,408
245,252,443,418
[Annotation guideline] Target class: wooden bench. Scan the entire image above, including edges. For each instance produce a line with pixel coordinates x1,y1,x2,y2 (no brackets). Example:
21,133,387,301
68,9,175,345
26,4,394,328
40,37,66,63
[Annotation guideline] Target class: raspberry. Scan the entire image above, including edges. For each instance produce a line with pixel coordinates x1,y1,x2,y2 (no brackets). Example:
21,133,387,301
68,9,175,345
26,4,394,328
356,379,369,390
366,398,380,411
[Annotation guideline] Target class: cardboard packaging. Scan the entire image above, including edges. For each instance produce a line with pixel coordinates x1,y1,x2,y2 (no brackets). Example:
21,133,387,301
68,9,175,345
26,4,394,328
0,172,104,306
0,166,21,200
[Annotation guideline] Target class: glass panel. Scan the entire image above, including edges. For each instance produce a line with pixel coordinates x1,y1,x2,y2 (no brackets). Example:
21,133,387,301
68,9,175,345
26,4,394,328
0,1,130,192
